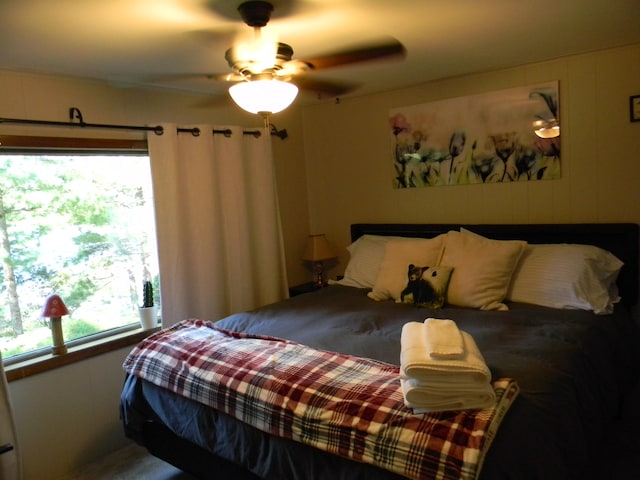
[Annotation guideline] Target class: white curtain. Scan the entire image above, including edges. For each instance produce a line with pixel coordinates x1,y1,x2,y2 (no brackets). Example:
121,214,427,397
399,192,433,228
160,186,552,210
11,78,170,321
0,353,21,480
148,124,288,327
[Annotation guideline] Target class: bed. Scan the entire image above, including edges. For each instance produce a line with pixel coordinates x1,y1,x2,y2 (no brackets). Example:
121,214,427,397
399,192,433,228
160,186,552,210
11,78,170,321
120,223,640,480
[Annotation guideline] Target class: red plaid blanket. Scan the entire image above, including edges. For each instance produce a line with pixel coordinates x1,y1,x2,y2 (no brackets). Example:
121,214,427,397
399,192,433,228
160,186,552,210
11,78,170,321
123,319,518,480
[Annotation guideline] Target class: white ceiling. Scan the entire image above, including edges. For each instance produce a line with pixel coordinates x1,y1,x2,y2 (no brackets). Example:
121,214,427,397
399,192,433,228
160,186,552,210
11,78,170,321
1,0,639,105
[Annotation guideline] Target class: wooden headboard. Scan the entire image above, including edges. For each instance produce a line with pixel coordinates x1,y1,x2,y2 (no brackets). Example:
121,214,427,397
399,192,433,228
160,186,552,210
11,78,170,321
351,223,639,307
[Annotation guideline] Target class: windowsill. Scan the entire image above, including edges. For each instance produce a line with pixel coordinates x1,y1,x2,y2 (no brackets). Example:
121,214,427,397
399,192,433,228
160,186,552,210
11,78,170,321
5,327,160,382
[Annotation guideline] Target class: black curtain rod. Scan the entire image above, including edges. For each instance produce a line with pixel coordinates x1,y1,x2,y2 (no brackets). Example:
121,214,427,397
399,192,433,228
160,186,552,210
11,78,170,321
0,107,288,140
177,127,262,138
0,114,164,135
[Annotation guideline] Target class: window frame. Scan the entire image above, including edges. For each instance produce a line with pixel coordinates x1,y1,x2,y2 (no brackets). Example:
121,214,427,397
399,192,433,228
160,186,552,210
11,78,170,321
0,134,158,378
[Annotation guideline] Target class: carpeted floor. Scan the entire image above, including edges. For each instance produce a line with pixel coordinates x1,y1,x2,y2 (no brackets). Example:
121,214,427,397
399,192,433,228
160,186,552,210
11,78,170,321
63,443,195,480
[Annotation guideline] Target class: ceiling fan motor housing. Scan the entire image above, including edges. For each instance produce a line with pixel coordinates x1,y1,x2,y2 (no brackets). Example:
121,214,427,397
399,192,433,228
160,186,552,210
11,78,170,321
225,42,294,77
218,0,405,96
238,1,274,28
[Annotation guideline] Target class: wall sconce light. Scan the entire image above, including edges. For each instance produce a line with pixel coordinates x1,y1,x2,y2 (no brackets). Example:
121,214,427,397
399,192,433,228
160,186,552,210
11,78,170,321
41,294,69,355
228,74,299,116
302,234,337,288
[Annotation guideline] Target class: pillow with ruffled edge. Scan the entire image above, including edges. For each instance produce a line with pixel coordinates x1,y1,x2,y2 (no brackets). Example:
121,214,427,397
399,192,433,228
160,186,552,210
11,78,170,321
368,236,446,301
398,264,453,309
441,229,526,311
332,235,413,289
506,243,623,314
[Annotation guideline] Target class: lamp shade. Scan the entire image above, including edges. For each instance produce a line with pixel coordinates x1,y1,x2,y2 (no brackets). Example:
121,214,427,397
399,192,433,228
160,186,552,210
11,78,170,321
229,79,299,115
41,294,69,317
302,234,336,262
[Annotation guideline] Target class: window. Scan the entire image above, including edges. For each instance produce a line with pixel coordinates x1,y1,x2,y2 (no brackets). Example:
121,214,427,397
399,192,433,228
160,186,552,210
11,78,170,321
0,136,160,362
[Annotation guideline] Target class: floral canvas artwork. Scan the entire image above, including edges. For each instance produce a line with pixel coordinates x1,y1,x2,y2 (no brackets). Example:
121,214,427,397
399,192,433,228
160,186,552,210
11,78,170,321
389,82,560,188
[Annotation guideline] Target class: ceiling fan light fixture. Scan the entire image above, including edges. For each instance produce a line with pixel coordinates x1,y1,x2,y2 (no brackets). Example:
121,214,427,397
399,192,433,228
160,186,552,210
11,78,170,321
228,79,299,115
532,117,560,138
534,125,560,138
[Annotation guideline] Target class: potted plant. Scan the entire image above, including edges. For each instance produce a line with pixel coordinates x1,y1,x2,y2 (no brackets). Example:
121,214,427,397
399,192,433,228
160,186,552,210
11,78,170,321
138,280,158,329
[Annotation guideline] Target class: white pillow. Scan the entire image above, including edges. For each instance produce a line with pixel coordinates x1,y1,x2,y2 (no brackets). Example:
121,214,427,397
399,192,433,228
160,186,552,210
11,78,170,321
368,236,446,301
333,235,406,288
441,229,527,311
506,244,623,314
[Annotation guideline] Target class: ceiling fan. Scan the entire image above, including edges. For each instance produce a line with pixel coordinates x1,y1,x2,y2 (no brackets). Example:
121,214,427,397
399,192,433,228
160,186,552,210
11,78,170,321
207,1,406,114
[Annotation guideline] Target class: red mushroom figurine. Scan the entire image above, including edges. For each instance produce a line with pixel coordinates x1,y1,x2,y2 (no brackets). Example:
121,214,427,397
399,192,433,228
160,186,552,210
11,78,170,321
41,294,69,355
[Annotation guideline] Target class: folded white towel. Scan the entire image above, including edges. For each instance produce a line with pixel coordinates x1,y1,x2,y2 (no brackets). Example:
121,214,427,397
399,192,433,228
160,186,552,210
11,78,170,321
400,322,491,385
424,318,464,359
401,377,496,412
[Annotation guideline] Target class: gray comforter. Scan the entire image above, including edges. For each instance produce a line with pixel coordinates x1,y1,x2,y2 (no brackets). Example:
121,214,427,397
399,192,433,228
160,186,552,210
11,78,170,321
121,284,640,479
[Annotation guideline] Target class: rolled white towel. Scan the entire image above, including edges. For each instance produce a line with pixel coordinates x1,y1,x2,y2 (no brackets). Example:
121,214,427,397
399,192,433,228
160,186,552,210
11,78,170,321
401,323,491,385
401,377,496,412
424,318,464,359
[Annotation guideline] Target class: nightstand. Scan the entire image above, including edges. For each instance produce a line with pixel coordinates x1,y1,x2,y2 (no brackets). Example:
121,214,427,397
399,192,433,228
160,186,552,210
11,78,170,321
289,282,321,297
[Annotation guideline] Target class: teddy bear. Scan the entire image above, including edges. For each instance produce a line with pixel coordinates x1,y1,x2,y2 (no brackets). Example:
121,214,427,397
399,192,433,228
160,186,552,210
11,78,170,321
400,264,439,306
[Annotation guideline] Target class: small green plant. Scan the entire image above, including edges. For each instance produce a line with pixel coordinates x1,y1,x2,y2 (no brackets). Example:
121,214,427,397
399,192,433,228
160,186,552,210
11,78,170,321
141,280,154,308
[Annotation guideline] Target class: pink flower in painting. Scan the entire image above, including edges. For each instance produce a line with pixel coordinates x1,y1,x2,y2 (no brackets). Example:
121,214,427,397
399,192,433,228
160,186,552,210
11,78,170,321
389,113,412,136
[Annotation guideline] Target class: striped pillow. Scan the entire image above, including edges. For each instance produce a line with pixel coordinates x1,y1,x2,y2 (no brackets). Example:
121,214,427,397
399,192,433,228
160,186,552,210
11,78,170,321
506,244,623,314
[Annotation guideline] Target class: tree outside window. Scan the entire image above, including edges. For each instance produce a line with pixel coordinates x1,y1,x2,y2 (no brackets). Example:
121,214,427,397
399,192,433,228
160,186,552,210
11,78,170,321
0,151,159,359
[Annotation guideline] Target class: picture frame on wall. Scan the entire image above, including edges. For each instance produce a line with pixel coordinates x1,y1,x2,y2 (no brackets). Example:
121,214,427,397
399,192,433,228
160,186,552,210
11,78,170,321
389,81,561,188
629,95,640,123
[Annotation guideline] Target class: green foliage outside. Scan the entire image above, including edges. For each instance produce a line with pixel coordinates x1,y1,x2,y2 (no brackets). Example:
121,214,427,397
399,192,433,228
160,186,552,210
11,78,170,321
1,318,102,357
0,154,160,359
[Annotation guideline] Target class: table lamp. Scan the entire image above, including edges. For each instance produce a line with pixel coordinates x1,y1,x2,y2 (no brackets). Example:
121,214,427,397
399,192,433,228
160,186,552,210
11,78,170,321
302,234,337,288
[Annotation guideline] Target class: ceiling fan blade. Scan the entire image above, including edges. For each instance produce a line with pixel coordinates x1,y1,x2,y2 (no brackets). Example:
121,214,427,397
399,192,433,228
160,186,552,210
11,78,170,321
135,72,244,84
301,38,406,71
184,26,240,47
294,76,361,97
